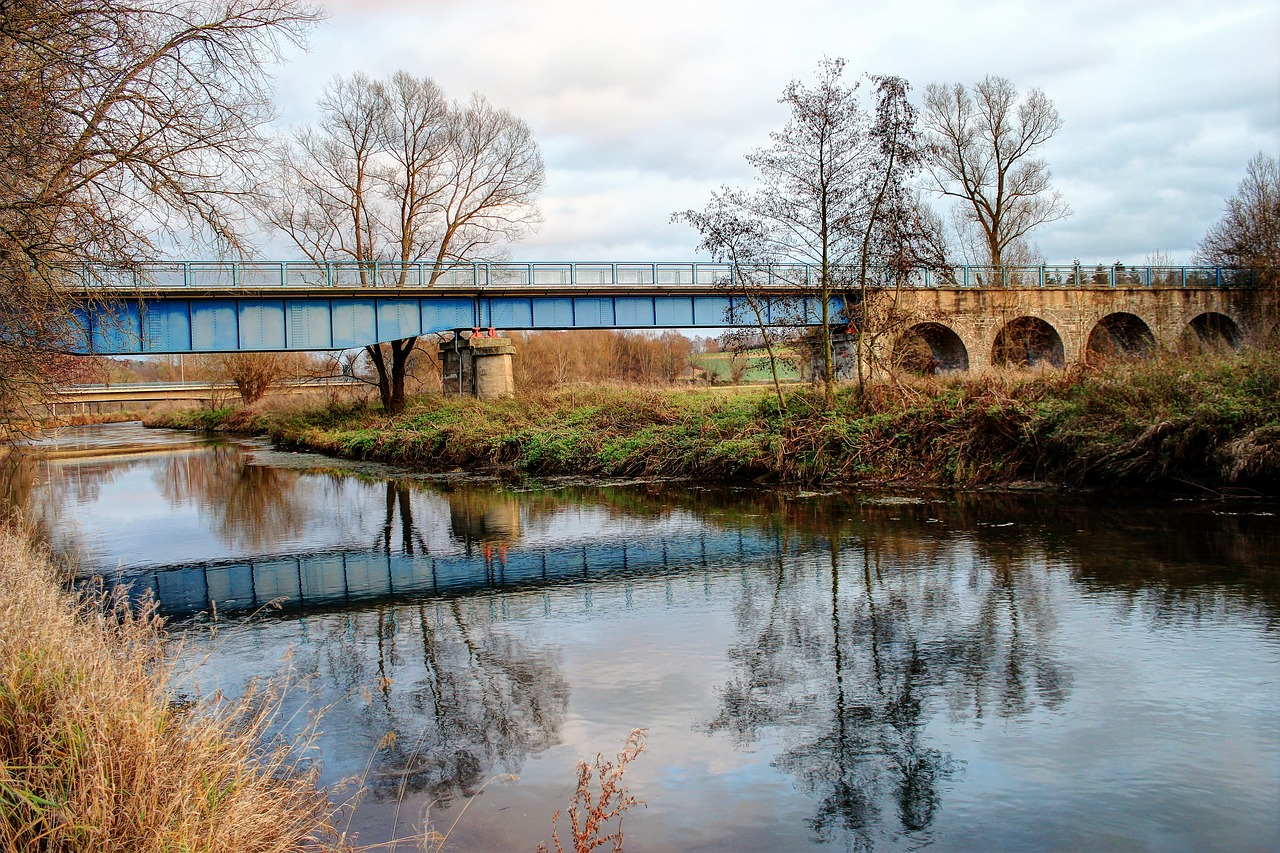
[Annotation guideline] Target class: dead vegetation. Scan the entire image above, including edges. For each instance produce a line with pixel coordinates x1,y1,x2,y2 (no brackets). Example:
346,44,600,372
146,350,1280,493
538,730,647,853
0,524,339,853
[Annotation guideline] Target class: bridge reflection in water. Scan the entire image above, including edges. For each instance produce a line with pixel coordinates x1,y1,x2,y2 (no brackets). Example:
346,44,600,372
124,526,783,618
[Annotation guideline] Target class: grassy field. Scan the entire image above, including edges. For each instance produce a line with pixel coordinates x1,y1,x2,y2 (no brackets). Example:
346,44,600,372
148,351,1280,493
690,350,802,383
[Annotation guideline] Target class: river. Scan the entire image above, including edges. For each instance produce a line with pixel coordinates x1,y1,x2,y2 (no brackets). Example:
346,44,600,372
5,422,1278,852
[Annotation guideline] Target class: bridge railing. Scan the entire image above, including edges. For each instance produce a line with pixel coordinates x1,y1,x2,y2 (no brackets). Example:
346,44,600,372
63,261,1256,290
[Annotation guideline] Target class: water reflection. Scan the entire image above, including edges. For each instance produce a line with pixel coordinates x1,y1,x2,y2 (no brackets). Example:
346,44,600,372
126,520,781,617
709,524,1082,847
280,599,570,808
3,426,1278,852
156,448,310,552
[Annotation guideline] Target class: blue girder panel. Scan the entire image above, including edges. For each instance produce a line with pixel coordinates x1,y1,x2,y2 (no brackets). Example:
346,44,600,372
486,297,533,328
655,296,695,327
573,297,614,326
422,297,476,332
88,301,143,353
191,300,238,351
75,292,822,354
376,299,422,341
614,297,655,327
239,300,286,350
287,300,331,349
144,301,192,352
331,299,377,350
532,297,573,328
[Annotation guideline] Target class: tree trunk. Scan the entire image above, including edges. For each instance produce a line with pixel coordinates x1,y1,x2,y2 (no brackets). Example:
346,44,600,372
366,336,418,414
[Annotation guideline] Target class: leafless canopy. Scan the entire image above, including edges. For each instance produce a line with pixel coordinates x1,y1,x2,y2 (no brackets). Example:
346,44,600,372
1196,152,1280,287
0,0,321,432
676,61,941,405
922,75,1070,271
263,71,545,413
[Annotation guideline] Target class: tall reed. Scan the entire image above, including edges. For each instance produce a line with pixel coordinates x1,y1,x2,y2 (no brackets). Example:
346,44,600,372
0,524,339,853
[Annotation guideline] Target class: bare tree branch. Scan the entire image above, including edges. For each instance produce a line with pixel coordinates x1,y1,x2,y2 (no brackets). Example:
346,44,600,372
921,75,1070,273
260,71,544,413
1196,152,1280,287
0,0,322,435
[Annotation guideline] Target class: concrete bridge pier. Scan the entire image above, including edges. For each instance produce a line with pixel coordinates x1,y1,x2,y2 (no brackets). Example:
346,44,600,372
439,333,516,399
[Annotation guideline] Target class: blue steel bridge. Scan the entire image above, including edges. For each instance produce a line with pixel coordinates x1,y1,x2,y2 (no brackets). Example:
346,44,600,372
63,259,1254,355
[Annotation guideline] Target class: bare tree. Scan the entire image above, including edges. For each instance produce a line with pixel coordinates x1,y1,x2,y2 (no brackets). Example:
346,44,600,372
0,0,321,434
1196,152,1280,287
921,75,1070,276
677,59,876,408
675,199,793,410
678,64,942,406
848,76,948,391
264,72,544,414
215,351,318,405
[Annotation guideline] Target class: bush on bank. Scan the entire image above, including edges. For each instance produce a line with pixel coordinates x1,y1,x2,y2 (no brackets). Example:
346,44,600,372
148,352,1280,492
0,526,340,853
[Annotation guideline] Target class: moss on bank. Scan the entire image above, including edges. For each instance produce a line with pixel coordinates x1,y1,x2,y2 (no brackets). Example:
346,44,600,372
148,352,1280,492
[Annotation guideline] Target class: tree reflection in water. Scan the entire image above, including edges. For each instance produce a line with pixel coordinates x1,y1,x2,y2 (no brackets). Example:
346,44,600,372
212,481,568,812
156,447,308,551
706,503,1079,850
286,598,568,808
15,434,1274,850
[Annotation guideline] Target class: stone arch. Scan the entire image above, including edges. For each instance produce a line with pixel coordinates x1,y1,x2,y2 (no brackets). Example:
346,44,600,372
892,322,970,374
1086,312,1156,362
1181,311,1242,353
992,316,1065,369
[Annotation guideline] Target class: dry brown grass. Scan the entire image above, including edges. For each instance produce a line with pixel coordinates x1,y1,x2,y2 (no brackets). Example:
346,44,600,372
0,524,341,853
538,729,647,853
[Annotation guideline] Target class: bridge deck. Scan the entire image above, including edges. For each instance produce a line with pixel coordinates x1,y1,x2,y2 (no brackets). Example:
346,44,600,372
68,260,1253,293
62,261,1257,355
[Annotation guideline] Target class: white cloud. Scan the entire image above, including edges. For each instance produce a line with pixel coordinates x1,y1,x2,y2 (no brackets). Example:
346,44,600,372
266,0,1280,263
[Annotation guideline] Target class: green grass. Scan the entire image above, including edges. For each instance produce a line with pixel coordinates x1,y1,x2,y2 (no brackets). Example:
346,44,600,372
145,351,1280,492
692,350,802,383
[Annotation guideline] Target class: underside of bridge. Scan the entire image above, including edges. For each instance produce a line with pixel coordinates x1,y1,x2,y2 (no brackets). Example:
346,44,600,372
1085,312,1157,362
892,323,970,374
1181,311,1243,352
992,317,1066,369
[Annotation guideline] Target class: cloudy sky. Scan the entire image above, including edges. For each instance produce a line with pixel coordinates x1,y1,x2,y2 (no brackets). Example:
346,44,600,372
268,0,1280,265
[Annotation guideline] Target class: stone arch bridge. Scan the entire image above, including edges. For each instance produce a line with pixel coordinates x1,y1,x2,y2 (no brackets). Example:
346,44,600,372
879,284,1277,373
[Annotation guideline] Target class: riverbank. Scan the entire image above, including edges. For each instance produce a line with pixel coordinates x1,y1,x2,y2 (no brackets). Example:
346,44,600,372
147,351,1280,493
0,525,340,852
